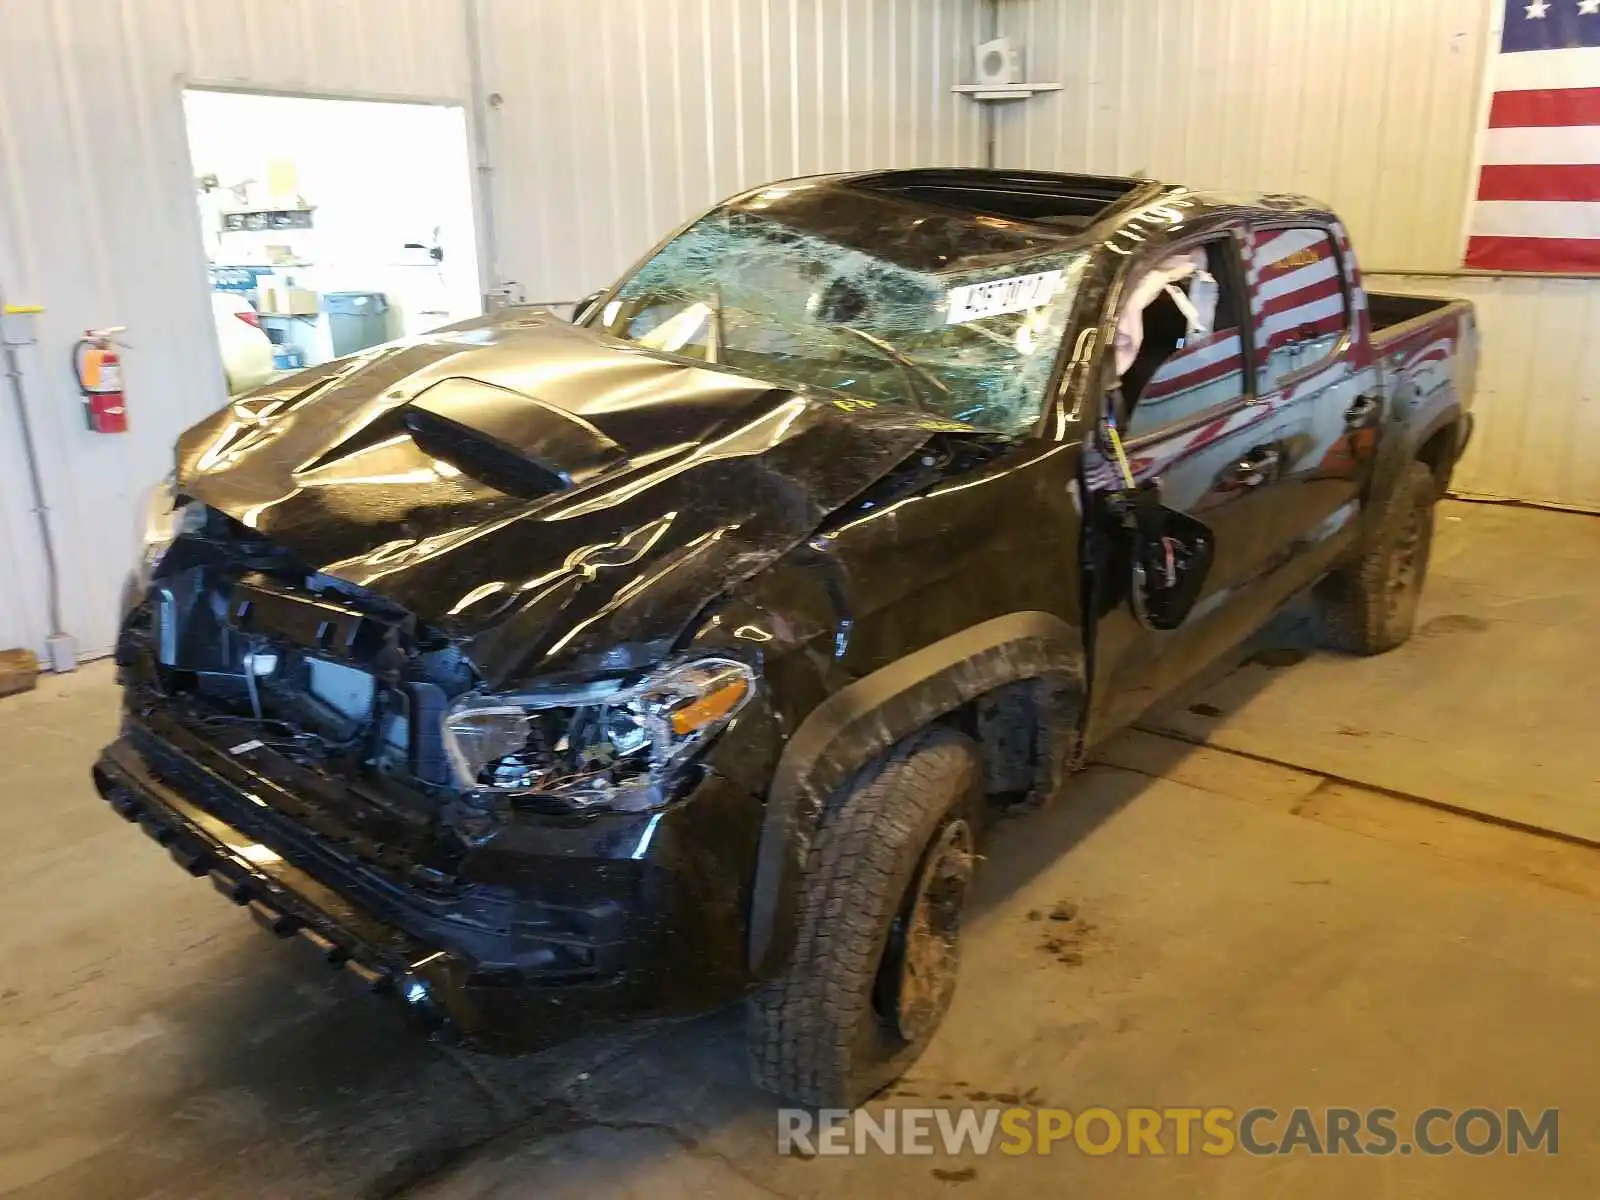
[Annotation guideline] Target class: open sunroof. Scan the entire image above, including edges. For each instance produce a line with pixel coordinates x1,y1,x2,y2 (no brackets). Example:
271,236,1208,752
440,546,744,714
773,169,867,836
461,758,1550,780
849,169,1146,231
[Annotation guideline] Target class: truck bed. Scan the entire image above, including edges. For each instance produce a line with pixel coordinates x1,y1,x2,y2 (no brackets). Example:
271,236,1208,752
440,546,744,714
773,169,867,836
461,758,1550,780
1365,289,1477,464
1367,291,1458,336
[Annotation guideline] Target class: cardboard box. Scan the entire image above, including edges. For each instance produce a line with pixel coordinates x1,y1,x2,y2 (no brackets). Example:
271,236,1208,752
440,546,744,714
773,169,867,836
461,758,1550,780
260,283,319,315
0,648,39,698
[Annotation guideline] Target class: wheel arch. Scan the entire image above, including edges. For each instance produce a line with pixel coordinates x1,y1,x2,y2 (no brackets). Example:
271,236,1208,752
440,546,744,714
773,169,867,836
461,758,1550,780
1364,399,1462,543
1413,412,1463,494
747,610,1086,976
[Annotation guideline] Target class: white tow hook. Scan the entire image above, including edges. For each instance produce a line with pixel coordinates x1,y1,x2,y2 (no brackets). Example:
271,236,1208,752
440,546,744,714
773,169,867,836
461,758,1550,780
242,650,278,677
241,648,277,720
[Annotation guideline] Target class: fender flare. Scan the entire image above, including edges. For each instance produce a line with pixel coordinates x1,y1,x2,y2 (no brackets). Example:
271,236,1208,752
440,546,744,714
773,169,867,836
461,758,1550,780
747,610,1086,975
1410,400,1465,467
1365,397,1462,540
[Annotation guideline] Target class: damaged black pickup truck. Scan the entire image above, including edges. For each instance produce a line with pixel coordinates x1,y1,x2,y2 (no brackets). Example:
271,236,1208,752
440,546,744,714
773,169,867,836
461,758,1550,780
98,169,1476,1106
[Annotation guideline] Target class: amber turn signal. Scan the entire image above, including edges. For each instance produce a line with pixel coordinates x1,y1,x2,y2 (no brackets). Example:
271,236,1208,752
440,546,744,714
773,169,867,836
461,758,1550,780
669,676,750,737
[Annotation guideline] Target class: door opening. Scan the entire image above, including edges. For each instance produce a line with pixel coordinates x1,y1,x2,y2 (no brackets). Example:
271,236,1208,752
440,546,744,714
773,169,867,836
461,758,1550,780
181,88,482,391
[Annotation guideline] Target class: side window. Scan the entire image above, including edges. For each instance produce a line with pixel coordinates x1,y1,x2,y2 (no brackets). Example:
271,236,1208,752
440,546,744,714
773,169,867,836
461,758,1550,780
1117,237,1250,440
1248,226,1349,392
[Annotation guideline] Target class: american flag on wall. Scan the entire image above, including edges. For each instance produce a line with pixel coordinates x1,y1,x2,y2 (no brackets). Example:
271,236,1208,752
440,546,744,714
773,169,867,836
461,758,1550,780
1464,0,1600,272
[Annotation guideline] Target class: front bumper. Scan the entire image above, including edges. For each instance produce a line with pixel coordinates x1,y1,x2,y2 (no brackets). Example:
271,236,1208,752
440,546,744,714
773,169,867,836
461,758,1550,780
93,714,764,1051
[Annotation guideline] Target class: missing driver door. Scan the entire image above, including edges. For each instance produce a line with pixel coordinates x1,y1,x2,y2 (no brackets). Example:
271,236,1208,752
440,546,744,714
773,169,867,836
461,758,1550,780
1083,229,1292,745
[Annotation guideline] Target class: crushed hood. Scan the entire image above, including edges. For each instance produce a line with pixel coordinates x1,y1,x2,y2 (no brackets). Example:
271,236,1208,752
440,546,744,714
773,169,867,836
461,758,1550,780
176,312,952,687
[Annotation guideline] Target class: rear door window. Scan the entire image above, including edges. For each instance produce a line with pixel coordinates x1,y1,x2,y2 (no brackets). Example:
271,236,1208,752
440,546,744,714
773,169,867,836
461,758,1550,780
1248,227,1349,392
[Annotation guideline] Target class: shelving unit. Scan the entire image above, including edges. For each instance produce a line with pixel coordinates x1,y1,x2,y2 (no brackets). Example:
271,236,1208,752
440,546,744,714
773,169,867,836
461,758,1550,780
220,207,315,232
951,82,1062,103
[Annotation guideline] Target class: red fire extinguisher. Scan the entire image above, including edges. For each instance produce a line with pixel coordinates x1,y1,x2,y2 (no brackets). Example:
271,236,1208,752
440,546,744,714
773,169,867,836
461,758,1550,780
72,327,129,433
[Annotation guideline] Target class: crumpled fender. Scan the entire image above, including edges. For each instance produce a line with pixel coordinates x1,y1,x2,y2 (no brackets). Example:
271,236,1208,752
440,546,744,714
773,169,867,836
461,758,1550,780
747,610,1085,976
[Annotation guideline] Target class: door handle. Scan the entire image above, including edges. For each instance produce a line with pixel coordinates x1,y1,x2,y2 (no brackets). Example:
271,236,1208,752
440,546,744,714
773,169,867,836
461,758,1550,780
1345,393,1380,425
1225,445,1280,487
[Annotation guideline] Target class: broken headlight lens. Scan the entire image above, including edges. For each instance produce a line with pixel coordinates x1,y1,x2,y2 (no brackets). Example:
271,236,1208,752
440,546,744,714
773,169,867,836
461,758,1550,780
442,658,755,813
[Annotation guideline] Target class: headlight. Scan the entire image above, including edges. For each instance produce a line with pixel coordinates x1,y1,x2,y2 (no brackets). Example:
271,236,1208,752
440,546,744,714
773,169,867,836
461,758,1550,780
443,657,755,813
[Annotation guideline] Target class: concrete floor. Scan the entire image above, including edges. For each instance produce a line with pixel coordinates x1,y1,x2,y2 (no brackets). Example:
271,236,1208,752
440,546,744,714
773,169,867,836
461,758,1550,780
1149,499,1600,844
2,500,1598,1199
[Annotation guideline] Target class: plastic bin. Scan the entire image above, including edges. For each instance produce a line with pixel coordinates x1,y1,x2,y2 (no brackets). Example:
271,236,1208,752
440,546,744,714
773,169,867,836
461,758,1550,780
322,291,389,356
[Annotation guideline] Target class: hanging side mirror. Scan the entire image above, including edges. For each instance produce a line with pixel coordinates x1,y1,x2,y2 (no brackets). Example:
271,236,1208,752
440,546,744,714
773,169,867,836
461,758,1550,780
1094,389,1212,632
1104,480,1215,632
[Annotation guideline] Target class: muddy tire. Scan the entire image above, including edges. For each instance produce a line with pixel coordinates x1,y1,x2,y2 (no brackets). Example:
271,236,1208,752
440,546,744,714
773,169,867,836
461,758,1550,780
1317,460,1437,655
746,728,982,1108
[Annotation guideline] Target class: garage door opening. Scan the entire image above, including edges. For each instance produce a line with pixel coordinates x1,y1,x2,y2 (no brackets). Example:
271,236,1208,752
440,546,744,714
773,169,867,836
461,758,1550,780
181,88,481,392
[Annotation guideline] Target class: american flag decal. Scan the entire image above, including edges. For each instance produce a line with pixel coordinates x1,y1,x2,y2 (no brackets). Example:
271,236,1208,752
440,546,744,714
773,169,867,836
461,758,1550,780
1465,0,1600,272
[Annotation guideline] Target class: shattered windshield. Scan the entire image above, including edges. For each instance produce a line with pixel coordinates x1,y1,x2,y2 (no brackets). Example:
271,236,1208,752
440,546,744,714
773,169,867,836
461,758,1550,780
592,190,1088,434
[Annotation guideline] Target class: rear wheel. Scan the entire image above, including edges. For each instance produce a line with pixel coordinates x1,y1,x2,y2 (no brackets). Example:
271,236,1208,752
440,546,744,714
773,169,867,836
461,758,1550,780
747,728,982,1108
1318,460,1437,655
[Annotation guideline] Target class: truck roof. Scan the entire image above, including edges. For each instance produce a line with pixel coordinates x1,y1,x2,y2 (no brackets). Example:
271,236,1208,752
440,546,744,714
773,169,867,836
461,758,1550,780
822,167,1336,237
714,170,1338,281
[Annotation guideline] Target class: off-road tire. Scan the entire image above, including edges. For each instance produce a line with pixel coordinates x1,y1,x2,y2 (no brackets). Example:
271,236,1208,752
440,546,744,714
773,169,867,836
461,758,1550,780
747,727,983,1108
1317,460,1437,655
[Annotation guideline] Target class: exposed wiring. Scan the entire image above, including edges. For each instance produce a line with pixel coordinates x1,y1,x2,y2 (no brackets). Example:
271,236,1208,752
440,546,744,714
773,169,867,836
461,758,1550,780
192,708,365,758
1104,412,1137,489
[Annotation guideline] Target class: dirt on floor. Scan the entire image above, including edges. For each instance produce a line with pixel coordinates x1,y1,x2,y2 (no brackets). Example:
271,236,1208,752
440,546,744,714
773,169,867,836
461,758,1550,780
1,501,1598,1199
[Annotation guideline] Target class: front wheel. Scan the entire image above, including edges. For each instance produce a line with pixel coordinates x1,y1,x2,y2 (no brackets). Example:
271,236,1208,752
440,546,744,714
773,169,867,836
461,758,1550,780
1317,460,1437,655
746,728,982,1108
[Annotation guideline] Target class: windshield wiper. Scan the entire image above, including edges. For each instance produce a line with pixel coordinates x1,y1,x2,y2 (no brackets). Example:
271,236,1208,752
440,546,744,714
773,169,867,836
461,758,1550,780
835,327,951,415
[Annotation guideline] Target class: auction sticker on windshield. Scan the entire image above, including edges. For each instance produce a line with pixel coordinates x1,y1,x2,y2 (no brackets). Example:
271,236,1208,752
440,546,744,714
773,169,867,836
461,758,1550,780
946,270,1063,325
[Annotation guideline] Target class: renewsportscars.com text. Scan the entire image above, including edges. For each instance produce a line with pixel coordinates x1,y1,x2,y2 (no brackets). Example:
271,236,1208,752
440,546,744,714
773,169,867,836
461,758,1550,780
777,1106,1559,1158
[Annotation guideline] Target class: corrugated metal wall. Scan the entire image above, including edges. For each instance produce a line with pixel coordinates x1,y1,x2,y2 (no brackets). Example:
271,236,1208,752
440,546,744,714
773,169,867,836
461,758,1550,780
1366,273,1600,509
0,0,982,662
15,0,1576,663
993,0,1600,511
0,0,476,662
480,0,984,302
